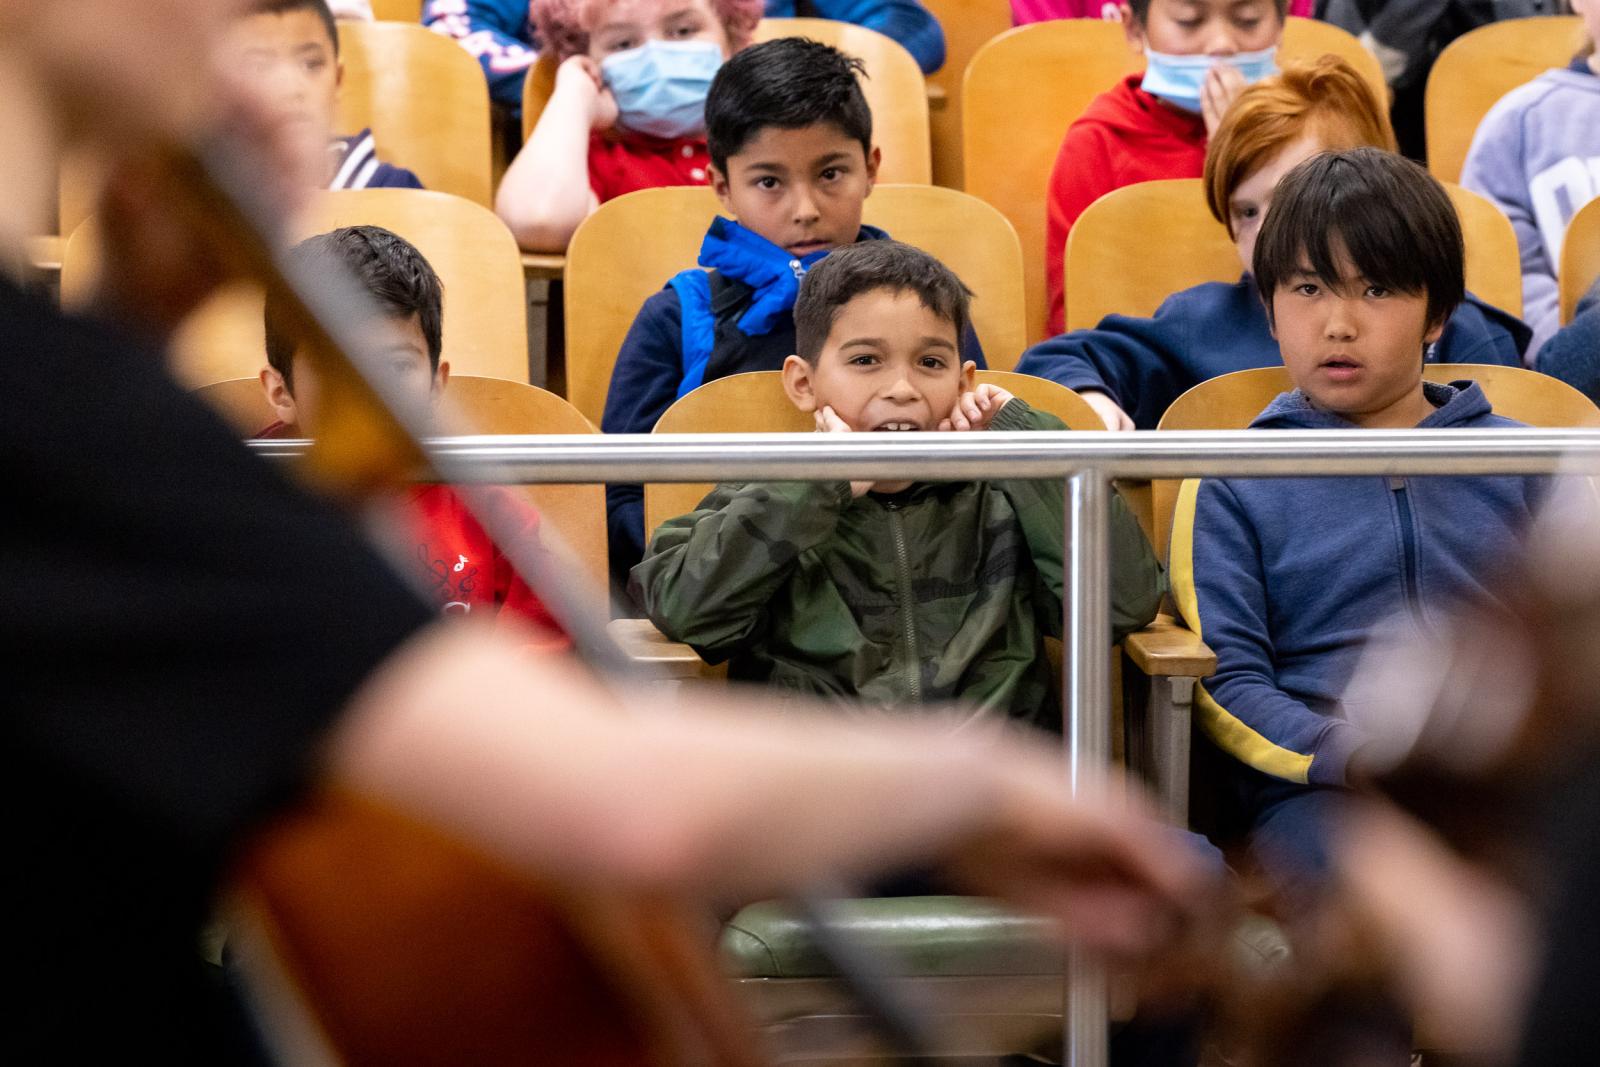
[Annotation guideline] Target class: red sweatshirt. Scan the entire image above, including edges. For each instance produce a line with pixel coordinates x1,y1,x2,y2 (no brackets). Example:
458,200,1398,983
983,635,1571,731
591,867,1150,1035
258,420,568,649
1045,73,1208,335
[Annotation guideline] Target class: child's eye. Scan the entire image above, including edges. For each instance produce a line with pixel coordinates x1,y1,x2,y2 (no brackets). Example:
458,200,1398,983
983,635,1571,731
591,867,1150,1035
754,176,780,191
304,57,328,73
606,37,638,52
819,167,843,182
1294,283,1320,297
1232,205,1258,222
847,354,878,366
1173,18,1203,30
918,355,947,369
1233,16,1263,30
1366,285,1389,298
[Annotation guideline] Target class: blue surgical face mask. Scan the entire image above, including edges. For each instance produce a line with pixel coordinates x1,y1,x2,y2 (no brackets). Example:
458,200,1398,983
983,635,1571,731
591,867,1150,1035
600,38,724,140
1140,46,1279,113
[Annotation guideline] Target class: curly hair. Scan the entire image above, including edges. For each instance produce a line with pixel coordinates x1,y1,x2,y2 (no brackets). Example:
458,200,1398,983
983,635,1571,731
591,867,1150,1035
530,0,763,61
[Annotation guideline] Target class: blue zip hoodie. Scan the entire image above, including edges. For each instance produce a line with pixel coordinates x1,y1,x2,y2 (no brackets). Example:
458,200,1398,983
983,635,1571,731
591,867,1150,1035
1014,276,1530,429
601,217,986,594
1171,381,1542,788
423,0,946,110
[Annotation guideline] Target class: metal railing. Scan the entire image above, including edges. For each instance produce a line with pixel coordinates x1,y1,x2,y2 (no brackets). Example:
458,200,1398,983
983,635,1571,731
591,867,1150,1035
251,427,1600,1067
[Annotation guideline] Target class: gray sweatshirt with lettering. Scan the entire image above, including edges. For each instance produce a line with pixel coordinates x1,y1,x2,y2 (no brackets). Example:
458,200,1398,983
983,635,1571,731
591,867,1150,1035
1461,60,1600,357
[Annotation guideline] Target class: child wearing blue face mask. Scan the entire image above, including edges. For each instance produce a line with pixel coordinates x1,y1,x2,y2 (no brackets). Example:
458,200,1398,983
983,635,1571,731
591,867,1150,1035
1043,0,1285,335
495,0,764,253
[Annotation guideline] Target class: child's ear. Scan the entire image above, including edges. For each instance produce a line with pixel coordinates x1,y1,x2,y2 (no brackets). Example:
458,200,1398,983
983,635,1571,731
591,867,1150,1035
709,163,734,214
1119,3,1145,52
782,354,819,413
864,146,881,192
432,360,451,399
960,359,977,394
261,366,297,427
1422,317,1446,346
335,58,345,90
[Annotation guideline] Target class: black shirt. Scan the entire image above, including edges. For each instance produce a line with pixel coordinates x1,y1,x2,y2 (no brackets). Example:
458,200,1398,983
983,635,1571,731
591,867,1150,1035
0,278,434,1059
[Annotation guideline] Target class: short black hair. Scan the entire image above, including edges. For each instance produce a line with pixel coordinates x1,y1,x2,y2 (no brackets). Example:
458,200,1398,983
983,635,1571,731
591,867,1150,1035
794,241,972,364
705,37,872,175
265,225,443,390
243,0,340,56
1253,147,1465,332
1126,0,1287,23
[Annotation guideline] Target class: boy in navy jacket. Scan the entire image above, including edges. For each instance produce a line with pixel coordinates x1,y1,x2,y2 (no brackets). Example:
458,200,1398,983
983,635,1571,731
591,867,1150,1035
601,38,983,591
1172,149,1544,888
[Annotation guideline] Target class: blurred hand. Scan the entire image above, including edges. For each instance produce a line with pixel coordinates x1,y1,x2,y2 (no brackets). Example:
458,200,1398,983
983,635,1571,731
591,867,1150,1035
938,384,1013,432
1080,389,1136,431
1332,799,1536,1062
557,55,619,132
1200,63,1248,137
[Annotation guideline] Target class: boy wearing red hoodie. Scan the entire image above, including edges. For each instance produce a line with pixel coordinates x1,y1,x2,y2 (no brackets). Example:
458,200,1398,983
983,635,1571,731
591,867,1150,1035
1044,0,1284,334
257,225,567,644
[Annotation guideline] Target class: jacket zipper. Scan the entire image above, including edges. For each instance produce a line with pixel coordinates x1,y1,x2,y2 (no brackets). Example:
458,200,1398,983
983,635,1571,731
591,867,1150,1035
788,258,805,282
1389,477,1422,615
885,502,923,703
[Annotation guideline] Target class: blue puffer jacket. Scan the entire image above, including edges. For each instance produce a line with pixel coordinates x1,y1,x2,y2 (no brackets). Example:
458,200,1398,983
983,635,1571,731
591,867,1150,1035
602,217,985,594
424,0,946,110
1171,381,1542,788
1015,276,1530,429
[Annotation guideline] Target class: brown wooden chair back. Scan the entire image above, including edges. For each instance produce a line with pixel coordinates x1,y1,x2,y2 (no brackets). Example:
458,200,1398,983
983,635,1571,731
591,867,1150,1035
643,369,1099,538
1561,195,1600,326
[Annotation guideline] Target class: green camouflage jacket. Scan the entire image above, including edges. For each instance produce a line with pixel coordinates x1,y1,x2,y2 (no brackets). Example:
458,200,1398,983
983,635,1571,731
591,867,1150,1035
629,401,1165,726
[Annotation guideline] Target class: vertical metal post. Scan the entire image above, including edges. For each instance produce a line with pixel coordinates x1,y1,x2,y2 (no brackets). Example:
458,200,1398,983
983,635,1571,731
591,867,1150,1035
1064,470,1110,1067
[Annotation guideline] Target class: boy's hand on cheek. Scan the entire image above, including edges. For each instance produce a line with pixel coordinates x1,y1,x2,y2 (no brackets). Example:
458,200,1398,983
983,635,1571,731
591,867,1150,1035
1200,64,1247,137
557,55,618,130
939,385,1014,432
815,406,875,498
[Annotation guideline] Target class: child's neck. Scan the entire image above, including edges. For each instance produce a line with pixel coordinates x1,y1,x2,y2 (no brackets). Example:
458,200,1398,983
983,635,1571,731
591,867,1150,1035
1331,385,1438,430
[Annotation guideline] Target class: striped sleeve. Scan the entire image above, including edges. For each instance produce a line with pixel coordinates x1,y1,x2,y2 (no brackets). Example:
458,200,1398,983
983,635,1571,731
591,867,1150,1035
1170,477,1363,786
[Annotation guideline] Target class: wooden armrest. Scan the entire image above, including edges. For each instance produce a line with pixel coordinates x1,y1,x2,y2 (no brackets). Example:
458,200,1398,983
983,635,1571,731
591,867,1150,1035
27,235,62,273
925,83,947,111
606,617,708,679
1124,614,1215,678
519,252,566,280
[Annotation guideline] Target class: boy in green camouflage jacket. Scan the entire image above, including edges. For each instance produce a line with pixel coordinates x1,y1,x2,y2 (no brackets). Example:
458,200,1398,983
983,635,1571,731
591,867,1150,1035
630,242,1164,726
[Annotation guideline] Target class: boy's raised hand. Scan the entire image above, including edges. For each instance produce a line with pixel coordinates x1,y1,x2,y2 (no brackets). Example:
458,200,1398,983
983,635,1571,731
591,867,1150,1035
555,55,619,131
939,384,1014,432
1200,63,1248,138
815,406,876,497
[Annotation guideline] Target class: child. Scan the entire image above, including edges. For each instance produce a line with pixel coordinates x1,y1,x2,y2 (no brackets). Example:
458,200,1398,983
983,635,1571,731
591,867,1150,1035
1011,0,1309,29
492,0,764,251
258,225,565,638
1461,0,1600,358
1018,57,1528,430
1172,148,1543,881
225,0,423,191
602,37,985,589
1538,278,1600,405
424,0,947,115
1044,0,1284,334
631,241,1162,725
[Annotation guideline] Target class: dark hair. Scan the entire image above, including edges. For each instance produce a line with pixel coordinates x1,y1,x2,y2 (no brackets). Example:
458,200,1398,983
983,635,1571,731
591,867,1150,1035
243,0,339,56
793,241,972,364
1252,147,1465,332
705,38,873,175
1126,0,1286,23
264,225,443,390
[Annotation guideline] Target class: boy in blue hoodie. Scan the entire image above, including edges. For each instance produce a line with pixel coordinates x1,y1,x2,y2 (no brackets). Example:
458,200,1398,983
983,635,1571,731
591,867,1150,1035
602,37,984,590
1172,148,1545,885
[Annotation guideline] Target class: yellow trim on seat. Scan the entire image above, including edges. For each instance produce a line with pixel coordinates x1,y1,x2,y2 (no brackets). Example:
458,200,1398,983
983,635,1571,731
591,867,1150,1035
1169,478,1314,785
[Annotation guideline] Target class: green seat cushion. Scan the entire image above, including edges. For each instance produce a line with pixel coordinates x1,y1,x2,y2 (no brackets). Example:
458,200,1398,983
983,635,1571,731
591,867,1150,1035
720,897,1064,979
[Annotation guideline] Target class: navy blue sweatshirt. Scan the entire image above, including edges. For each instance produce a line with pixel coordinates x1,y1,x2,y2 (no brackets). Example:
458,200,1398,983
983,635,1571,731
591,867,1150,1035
1172,382,1542,788
602,218,985,593
1015,276,1531,429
